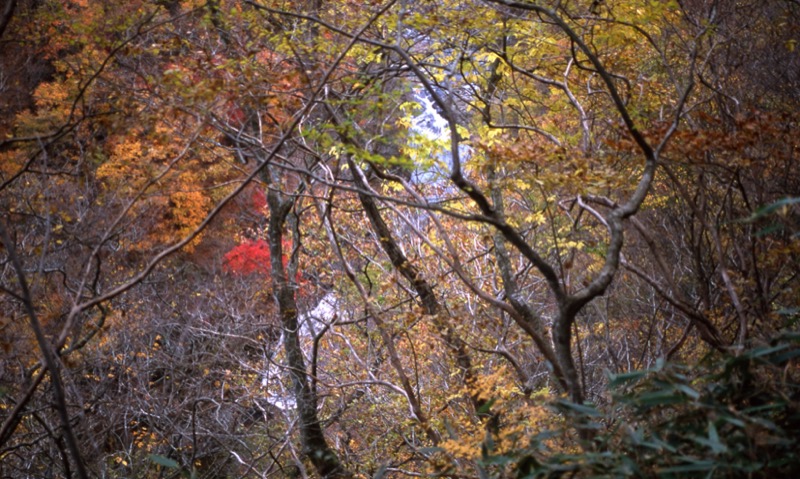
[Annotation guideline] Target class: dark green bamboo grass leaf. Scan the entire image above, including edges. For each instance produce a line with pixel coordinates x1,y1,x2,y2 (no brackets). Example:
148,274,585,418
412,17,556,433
673,383,701,400
607,370,648,387
658,459,716,473
481,455,515,466
690,422,727,455
149,454,180,469
768,348,800,364
628,428,677,452
744,344,791,358
742,402,786,415
477,397,497,415
756,224,784,236
419,447,444,455
739,197,800,223
635,390,687,407
373,464,389,479
720,415,746,428
646,439,678,453
553,400,602,417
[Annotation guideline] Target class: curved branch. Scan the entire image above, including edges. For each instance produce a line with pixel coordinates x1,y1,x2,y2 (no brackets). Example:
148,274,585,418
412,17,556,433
0,221,88,479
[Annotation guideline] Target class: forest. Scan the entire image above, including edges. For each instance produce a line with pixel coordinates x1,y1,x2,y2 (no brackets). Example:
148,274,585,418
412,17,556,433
0,0,799,477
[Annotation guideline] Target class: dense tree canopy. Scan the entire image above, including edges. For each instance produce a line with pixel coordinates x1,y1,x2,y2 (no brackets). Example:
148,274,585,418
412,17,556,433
1,0,798,478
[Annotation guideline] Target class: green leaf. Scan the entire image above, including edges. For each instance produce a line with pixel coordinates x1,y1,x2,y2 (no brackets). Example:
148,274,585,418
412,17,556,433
481,454,515,466
607,370,648,387
744,344,790,359
704,422,727,454
553,399,602,417
742,402,786,415
739,197,800,222
768,348,800,365
642,438,678,453
777,327,800,337
673,383,701,400
658,460,716,473
373,464,389,479
756,224,785,236
719,415,746,428
477,397,497,415
148,454,180,469
748,416,779,431
419,447,444,455
635,390,687,407
443,418,457,439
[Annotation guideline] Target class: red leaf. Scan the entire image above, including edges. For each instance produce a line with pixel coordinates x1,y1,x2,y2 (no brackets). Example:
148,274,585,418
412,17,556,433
251,189,267,213
223,239,271,276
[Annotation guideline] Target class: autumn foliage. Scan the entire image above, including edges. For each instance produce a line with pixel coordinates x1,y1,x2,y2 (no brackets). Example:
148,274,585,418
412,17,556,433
0,0,798,478
223,239,272,276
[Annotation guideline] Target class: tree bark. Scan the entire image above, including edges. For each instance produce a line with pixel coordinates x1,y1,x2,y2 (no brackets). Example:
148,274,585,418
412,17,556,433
348,158,496,416
266,186,352,479
0,0,16,40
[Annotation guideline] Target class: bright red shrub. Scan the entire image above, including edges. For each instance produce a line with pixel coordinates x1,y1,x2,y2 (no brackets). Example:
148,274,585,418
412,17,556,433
223,239,271,276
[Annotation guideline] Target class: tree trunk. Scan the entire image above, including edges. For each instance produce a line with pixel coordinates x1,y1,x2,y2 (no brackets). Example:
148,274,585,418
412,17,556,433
267,186,352,479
